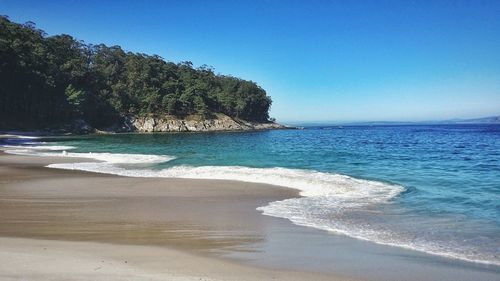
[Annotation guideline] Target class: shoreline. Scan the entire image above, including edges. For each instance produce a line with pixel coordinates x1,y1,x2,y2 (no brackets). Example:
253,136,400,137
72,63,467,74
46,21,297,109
1,149,499,281
0,151,351,281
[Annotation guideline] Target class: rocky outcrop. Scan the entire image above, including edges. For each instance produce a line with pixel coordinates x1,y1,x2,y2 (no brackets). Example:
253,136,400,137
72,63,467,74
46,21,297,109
4,115,288,135
103,114,288,133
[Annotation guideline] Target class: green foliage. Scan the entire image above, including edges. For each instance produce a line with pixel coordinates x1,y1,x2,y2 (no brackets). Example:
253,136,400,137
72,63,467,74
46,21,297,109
64,84,86,115
0,16,272,129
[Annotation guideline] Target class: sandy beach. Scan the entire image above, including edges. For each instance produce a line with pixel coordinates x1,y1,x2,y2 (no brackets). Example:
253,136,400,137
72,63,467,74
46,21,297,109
1,149,499,281
0,151,353,281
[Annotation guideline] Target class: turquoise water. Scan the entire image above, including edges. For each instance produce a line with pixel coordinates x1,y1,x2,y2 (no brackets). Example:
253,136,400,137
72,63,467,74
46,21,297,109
4,124,500,265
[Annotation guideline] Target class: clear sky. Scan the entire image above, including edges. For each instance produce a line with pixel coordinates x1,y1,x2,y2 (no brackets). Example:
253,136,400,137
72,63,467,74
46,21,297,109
2,0,499,122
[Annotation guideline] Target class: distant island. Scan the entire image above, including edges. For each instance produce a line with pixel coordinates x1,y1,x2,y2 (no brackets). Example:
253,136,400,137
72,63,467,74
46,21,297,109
0,16,283,133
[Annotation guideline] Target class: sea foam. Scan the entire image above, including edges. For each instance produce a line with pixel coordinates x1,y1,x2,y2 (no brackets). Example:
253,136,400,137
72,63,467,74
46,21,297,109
47,163,403,205
4,147,175,164
4,141,497,266
3,145,77,151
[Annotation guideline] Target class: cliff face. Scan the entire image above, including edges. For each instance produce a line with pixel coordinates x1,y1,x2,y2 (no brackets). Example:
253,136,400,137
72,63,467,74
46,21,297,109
103,114,287,133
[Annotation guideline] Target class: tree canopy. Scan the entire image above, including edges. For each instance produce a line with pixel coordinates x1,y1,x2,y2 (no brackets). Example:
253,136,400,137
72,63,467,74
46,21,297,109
0,16,272,129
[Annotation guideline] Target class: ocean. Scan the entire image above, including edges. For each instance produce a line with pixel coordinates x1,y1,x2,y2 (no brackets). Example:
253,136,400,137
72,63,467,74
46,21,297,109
3,124,499,266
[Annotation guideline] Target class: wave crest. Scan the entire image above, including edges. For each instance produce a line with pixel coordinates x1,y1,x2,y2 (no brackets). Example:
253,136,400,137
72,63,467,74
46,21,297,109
3,145,175,164
46,163,403,205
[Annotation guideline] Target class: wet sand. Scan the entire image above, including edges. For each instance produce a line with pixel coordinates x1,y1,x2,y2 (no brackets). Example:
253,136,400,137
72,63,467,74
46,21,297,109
0,152,352,280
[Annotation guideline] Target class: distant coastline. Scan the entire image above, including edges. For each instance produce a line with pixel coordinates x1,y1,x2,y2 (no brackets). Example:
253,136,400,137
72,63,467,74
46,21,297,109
288,115,500,127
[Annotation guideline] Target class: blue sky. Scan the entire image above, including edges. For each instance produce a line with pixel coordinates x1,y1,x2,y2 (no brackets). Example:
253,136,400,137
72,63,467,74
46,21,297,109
2,0,499,122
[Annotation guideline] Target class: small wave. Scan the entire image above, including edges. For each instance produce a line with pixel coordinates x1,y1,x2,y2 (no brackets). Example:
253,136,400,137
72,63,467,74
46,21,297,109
259,198,500,266
0,134,41,139
47,163,403,205
6,150,175,164
3,145,77,151
56,151,175,164
3,142,175,164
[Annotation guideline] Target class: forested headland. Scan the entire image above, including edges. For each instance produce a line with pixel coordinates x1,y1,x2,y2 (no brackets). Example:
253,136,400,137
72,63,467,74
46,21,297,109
0,16,274,131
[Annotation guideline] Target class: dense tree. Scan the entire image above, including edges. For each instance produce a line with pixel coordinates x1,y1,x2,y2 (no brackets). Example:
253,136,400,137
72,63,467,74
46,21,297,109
0,16,272,129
